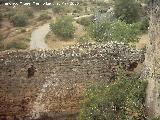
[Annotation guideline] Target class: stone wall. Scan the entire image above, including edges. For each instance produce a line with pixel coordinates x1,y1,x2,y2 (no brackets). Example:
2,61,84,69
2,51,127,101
0,42,144,119
141,0,160,118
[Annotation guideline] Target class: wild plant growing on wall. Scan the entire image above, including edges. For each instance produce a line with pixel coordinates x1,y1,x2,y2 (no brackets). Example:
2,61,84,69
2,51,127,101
79,67,148,120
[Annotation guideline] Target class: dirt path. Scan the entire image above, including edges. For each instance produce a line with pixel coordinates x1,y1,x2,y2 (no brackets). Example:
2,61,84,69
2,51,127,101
30,23,50,50
30,14,93,50
136,34,149,49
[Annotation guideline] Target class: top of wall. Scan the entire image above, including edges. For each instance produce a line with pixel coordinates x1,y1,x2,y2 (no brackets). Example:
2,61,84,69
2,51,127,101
0,42,145,66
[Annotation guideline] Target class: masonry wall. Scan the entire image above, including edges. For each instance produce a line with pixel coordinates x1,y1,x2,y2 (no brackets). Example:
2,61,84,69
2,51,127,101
141,0,160,118
0,43,144,119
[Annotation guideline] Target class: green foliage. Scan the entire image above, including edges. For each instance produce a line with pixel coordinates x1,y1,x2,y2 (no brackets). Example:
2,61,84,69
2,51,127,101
50,16,75,39
10,14,28,27
97,1,109,7
89,20,139,43
6,41,27,49
139,17,149,32
38,12,51,21
79,68,147,120
8,8,33,20
52,5,65,14
132,16,149,34
78,35,91,43
114,0,141,24
74,6,83,13
23,8,34,17
76,17,92,27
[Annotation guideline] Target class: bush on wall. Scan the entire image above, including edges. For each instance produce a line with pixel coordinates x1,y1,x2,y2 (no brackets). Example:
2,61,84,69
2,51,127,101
79,67,147,120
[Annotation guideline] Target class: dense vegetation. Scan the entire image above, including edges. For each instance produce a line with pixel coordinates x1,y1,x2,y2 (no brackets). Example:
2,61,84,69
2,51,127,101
10,13,28,27
7,8,34,27
113,0,141,24
52,4,65,14
0,0,159,119
139,17,150,33
79,67,148,120
23,8,33,18
76,17,92,27
88,20,139,43
50,16,75,39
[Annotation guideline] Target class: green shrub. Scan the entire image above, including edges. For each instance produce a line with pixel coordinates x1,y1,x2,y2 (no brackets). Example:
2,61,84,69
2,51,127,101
10,14,28,27
23,8,33,17
140,17,149,32
52,5,65,14
38,12,51,21
6,41,27,49
75,6,83,13
89,20,139,43
79,68,147,120
132,17,149,34
97,1,109,7
50,16,75,39
77,17,92,26
114,0,141,24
